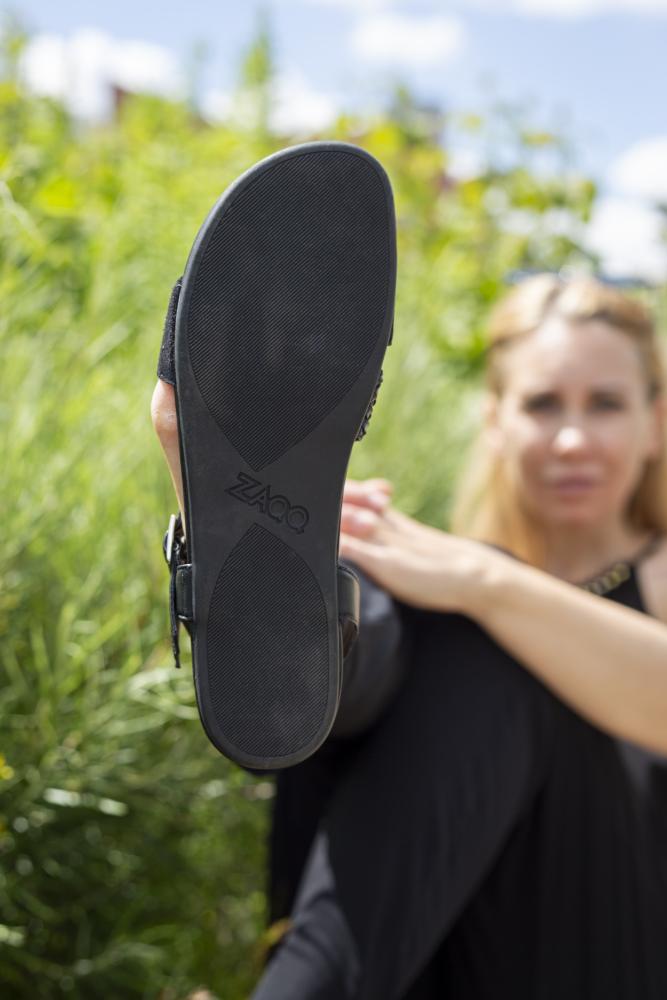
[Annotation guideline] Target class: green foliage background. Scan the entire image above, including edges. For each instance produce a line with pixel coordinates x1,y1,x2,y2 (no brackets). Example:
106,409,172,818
1,21,664,1000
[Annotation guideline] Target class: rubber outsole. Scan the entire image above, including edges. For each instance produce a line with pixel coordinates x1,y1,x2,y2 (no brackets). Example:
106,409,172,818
174,140,396,770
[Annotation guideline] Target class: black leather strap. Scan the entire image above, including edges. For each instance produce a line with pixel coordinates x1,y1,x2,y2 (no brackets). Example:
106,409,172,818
156,277,182,387
162,512,191,668
161,511,360,669
337,562,360,656
175,562,193,621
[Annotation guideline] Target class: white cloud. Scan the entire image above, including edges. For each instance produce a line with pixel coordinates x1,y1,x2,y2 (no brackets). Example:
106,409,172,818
200,88,234,123
585,196,667,283
19,24,342,137
472,0,667,17
202,69,342,136
446,145,486,181
271,69,342,134
484,171,667,283
607,137,667,205
480,137,667,283
350,14,466,69
19,28,185,120
586,138,667,282
303,0,395,7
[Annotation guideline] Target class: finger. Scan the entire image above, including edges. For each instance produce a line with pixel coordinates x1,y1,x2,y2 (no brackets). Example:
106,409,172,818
151,379,186,522
364,477,393,494
343,478,392,511
340,503,381,538
344,477,392,490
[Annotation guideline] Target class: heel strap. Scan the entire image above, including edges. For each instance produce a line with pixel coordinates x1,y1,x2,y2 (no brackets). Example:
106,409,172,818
162,512,190,669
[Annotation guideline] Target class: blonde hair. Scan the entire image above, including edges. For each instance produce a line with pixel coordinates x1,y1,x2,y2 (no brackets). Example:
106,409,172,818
449,273,667,569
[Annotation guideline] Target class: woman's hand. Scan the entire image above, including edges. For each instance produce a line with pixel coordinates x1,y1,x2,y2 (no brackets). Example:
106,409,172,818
339,502,493,615
341,479,667,757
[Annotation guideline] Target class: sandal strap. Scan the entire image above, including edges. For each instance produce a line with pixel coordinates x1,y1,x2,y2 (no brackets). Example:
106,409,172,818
156,277,183,387
162,512,191,668
337,562,361,656
161,513,360,669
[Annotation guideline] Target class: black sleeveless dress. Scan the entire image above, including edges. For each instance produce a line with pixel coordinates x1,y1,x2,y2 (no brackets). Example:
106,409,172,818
413,538,667,1000
264,534,667,999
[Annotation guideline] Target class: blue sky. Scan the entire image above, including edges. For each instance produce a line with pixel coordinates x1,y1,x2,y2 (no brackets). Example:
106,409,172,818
12,0,667,177
10,0,667,279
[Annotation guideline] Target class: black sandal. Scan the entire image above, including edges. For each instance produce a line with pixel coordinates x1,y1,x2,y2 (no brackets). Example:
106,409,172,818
157,140,396,770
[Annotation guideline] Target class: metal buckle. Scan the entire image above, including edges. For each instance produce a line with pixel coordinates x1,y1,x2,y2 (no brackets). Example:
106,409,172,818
165,513,177,565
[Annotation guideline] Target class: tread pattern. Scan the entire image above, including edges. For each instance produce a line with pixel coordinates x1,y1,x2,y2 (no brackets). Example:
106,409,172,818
186,150,391,471
206,524,330,758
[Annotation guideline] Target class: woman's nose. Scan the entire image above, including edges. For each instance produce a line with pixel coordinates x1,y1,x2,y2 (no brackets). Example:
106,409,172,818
552,423,591,452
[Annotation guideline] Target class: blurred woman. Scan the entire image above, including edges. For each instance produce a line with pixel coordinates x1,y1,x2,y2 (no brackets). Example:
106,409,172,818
153,272,667,999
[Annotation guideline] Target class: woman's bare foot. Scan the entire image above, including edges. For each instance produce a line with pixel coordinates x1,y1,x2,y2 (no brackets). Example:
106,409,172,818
150,377,394,542
151,378,186,528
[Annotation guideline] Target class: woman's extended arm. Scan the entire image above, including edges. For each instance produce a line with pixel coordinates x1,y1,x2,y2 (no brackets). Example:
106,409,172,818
339,506,667,756
462,554,667,755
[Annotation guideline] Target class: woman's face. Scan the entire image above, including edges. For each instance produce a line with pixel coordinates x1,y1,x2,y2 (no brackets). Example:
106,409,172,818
486,316,664,530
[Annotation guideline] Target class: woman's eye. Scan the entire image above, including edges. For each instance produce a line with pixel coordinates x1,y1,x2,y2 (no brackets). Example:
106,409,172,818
524,396,555,411
595,397,623,410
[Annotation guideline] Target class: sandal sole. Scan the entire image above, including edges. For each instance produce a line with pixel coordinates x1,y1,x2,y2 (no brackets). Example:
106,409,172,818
174,141,396,770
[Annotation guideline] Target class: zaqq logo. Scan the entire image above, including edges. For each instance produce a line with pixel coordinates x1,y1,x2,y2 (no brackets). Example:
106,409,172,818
225,472,310,534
